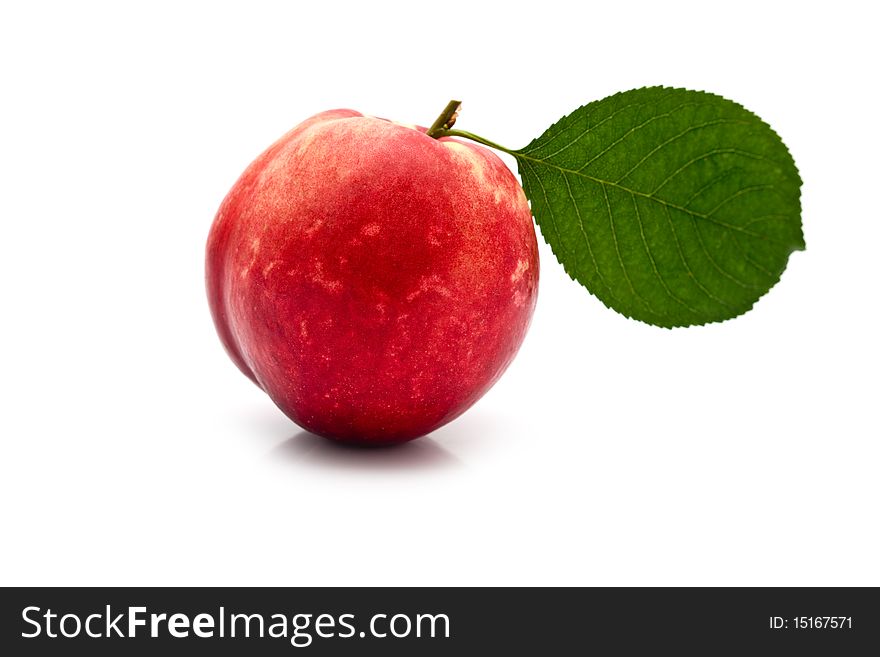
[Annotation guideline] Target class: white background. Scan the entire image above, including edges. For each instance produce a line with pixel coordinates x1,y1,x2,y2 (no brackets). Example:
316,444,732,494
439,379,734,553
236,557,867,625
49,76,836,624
1,1,877,586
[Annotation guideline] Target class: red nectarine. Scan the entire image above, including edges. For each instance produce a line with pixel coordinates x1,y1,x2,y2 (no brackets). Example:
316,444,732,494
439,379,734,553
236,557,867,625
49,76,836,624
206,110,538,444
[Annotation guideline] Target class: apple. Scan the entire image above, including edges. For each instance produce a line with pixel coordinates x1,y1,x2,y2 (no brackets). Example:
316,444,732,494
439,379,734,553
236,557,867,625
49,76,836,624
206,109,538,444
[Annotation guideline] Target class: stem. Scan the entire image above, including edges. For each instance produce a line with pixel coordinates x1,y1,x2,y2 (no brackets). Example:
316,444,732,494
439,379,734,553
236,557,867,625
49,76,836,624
433,129,516,155
426,100,462,138
425,99,516,154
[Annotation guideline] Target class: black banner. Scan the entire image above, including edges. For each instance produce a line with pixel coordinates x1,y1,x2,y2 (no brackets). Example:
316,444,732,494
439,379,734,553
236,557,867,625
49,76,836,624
1,587,877,655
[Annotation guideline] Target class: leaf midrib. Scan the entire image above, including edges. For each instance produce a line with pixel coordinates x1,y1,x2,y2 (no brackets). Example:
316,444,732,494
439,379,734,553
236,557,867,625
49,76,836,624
514,151,784,243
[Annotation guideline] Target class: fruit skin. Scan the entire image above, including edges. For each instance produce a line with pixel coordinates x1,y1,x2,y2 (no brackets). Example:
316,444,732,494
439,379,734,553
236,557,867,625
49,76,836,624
206,110,538,444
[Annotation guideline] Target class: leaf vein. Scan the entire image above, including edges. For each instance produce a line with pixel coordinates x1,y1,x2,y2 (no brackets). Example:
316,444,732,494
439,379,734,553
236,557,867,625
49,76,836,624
613,119,752,183
559,170,619,302
525,98,651,159
732,233,776,278
651,148,783,196
516,153,779,242
569,99,706,172
631,194,702,316
663,205,733,309
682,169,742,207
703,184,775,217
519,159,569,259
601,183,657,316
741,213,794,230
691,215,764,290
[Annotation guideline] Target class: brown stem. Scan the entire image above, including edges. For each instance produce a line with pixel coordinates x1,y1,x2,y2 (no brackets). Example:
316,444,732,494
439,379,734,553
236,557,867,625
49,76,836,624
426,100,462,138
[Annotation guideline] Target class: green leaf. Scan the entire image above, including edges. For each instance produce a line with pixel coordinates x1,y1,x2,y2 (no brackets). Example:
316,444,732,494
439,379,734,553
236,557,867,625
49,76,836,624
514,87,804,327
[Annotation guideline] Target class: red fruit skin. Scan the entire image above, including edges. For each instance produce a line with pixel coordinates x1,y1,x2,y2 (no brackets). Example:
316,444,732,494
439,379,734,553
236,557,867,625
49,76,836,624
206,110,538,444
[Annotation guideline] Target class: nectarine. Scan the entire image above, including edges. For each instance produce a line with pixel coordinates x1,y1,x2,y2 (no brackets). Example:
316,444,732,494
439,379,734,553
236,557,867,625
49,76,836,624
206,109,538,444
